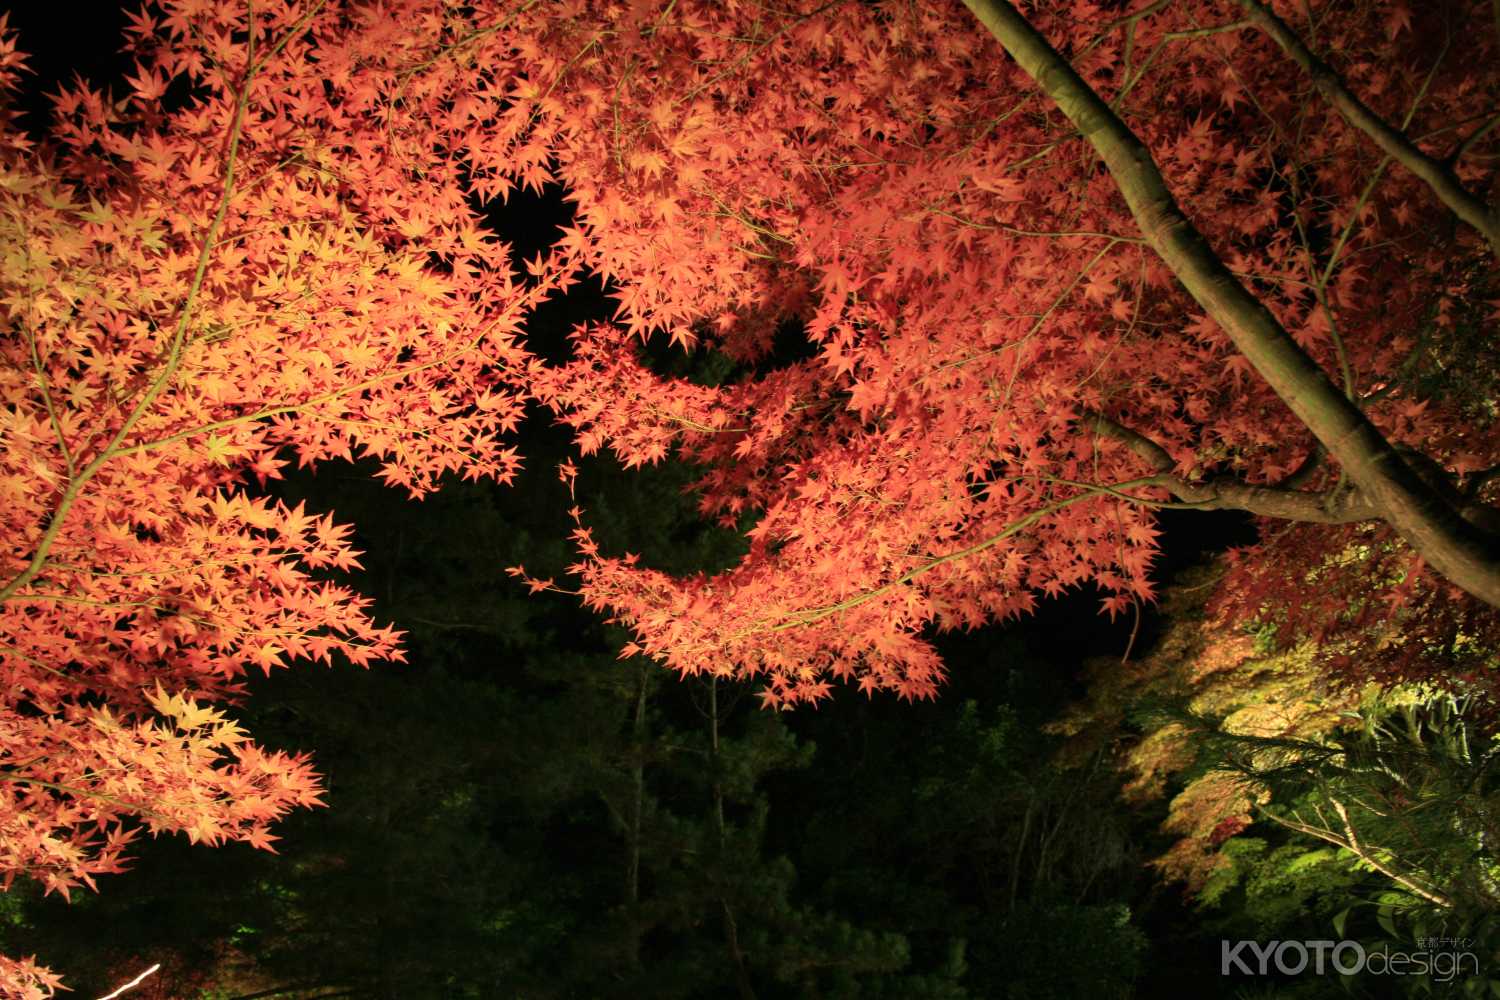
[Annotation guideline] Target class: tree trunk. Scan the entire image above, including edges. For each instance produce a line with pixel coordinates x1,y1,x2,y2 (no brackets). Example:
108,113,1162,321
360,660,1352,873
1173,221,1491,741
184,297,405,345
625,662,648,971
710,678,758,1000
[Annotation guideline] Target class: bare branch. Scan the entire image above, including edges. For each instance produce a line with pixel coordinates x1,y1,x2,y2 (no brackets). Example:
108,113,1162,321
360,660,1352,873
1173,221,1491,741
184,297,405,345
1255,802,1454,908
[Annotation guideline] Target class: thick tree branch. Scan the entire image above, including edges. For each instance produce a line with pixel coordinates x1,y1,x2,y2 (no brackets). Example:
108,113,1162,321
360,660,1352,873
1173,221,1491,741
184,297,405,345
962,0,1500,607
1398,448,1500,536
1082,411,1174,472
1238,0,1500,251
1276,443,1324,490
1164,478,1375,524
1085,413,1378,524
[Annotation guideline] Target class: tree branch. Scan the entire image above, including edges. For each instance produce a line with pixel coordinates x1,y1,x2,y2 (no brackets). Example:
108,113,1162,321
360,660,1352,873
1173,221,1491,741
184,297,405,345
1082,412,1174,472
1238,0,1500,251
961,0,1500,607
1330,798,1455,909
1451,111,1500,164
1084,413,1379,523
0,21,264,604
1258,805,1454,908
1276,443,1324,490
765,475,1164,631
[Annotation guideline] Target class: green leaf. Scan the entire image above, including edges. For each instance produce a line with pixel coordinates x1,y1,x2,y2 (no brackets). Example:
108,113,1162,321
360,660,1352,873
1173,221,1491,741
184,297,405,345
1377,904,1398,940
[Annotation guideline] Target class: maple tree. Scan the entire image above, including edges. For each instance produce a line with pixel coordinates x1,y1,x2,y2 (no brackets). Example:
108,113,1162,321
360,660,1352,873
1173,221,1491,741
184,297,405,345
0,2,564,992
516,0,1500,706
2,0,1500,992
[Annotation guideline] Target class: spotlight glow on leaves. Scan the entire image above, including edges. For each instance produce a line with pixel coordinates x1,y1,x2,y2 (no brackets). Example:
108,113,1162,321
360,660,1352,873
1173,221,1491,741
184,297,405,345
0,0,1498,992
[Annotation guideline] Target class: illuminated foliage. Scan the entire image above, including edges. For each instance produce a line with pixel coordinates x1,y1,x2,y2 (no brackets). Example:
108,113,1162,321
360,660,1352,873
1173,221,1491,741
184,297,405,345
1052,567,1361,890
0,4,551,990
512,0,1500,704
2,0,1500,991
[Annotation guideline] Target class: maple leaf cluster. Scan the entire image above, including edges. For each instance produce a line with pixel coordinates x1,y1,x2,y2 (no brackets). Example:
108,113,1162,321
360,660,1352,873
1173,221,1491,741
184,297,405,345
511,0,1500,704
0,958,58,1000
1211,519,1500,692
0,2,583,990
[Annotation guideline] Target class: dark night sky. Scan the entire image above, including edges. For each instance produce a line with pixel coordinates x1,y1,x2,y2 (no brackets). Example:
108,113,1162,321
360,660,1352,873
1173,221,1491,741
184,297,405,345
3,3,127,129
